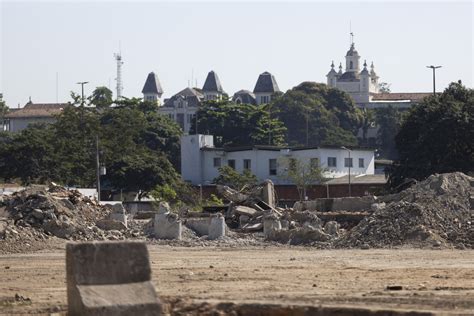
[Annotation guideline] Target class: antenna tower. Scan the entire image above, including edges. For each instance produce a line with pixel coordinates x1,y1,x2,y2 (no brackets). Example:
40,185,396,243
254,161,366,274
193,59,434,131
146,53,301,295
114,52,124,99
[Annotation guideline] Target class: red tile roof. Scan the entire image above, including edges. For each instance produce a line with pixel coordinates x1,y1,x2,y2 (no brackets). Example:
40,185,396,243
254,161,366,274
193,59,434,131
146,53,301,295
5,103,70,118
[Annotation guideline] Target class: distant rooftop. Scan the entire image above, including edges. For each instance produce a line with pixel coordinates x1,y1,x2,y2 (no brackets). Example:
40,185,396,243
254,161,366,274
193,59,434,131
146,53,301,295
371,92,433,102
5,102,69,118
142,72,163,95
202,71,224,93
253,71,280,93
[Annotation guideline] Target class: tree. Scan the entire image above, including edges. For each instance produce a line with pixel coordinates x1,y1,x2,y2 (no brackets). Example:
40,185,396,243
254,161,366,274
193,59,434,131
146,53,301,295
0,124,57,184
389,82,474,188
213,166,258,190
0,97,8,132
375,106,404,159
360,108,375,146
279,157,326,201
189,100,286,147
0,97,183,198
89,86,113,109
271,82,363,147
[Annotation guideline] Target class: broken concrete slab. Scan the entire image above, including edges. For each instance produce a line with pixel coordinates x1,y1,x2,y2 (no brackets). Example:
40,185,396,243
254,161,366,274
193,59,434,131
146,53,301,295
209,215,226,240
261,180,276,209
263,215,281,239
154,212,182,240
66,241,162,316
96,219,127,231
234,205,259,217
294,196,377,212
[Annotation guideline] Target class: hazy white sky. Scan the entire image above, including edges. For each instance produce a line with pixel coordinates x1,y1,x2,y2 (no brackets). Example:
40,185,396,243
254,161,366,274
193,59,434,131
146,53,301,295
1,1,472,107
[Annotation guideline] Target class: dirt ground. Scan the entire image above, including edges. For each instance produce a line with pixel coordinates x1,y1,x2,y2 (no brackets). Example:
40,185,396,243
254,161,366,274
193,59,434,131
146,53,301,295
0,245,473,315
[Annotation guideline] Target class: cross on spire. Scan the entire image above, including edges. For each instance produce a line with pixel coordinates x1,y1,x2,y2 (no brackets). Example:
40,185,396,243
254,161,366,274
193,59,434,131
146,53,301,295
350,32,354,45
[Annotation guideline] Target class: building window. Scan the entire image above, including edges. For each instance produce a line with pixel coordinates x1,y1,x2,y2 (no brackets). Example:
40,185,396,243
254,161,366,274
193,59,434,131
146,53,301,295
228,159,236,169
327,157,337,167
359,158,365,168
176,113,185,130
344,157,353,168
269,159,277,175
213,158,221,168
187,114,194,124
350,61,353,69
261,95,269,104
310,158,319,169
243,159,251,170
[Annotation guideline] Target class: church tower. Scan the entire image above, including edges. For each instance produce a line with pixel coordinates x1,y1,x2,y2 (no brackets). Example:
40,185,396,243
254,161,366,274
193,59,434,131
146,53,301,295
326,61,338,87
345,41,360,73
359,60,370,93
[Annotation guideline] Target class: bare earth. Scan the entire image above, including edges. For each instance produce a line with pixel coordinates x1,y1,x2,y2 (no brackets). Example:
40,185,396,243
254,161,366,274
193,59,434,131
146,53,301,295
0,245,473,315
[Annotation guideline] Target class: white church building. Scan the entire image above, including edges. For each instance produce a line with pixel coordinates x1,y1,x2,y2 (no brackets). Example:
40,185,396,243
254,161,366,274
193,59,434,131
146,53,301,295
327,38,431,109
181,134,375,185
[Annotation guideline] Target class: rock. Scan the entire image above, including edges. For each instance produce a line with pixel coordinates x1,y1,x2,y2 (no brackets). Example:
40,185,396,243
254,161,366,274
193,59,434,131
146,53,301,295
324,221,339,236
96,219,127,231
31,209,44,220
43,218,76,238
0,220,7,239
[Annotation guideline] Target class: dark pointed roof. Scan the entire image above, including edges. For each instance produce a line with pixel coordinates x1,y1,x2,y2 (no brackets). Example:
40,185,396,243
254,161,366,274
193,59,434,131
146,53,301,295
141,72,163,95
253,72,280,93
163,87,203,108
202,71,224,93
232,90,257,105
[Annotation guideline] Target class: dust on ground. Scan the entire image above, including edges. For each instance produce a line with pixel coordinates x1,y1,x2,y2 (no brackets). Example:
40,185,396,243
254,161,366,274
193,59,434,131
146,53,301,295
0,246,473,315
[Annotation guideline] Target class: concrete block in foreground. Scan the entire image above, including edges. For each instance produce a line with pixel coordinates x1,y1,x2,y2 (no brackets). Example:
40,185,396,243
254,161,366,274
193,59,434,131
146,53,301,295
66,241,162,316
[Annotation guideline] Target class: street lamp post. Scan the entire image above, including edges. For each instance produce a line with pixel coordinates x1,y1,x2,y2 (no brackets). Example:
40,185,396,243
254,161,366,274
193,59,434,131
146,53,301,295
76,81,89,106
341,146,352,197
426,66,441,96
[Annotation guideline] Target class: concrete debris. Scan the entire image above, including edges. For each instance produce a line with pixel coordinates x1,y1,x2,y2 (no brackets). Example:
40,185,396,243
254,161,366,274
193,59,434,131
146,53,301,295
337,172,474,249
208,214,226,240
0,185,149,254
154,212,182,240
66,241,162,316
1,172,471,252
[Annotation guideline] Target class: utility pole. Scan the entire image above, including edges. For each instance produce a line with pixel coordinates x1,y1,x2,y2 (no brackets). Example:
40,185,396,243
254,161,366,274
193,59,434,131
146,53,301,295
305,106,309,147
426,65,441,96
76,81,89,105
96,135,101,202
341,146,352,197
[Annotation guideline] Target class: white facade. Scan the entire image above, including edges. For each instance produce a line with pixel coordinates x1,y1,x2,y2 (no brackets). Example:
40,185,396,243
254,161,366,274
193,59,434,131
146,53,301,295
181,135,375,185
143,93,160,105
6,117,56,133
254,92,273,105
159,106,196,134
327,42,380,104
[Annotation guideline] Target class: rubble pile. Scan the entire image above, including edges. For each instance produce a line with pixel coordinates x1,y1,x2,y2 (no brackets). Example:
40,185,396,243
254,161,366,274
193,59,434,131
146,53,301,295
0,185,147,253
214,184,340,245
337,172,474,249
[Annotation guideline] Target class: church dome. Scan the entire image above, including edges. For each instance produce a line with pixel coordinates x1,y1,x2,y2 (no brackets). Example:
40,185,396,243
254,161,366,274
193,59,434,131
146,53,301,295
346,43,359,56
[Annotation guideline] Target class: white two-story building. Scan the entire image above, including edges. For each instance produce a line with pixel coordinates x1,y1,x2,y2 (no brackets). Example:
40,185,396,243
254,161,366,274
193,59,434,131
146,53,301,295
181,134,375,185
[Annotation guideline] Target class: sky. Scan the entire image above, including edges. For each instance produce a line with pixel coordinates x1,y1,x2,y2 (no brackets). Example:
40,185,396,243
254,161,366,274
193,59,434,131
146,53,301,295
0,0,472,108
